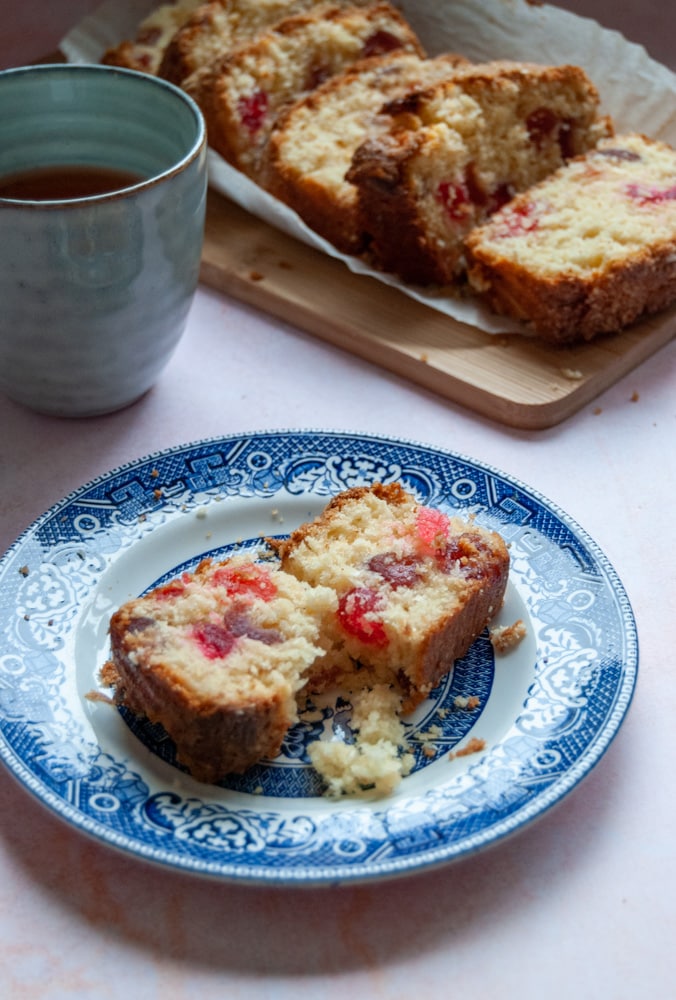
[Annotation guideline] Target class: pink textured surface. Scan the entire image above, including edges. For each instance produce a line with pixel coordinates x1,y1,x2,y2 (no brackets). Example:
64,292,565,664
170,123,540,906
1,4,675,999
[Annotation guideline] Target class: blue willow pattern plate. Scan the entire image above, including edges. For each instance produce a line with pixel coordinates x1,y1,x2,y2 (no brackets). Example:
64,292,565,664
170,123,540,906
0,430,637,885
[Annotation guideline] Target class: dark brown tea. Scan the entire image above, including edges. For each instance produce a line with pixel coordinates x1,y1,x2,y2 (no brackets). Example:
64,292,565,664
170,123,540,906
0,164,145,201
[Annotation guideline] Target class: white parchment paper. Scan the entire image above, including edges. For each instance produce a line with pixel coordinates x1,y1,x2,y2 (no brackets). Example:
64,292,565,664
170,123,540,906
61,0,676,336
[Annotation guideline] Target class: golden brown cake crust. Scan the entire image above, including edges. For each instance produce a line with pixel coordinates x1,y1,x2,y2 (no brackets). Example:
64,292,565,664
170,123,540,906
102,648,290,782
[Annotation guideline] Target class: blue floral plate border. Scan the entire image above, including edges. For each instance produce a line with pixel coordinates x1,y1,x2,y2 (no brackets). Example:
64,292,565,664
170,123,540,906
0,430,637,885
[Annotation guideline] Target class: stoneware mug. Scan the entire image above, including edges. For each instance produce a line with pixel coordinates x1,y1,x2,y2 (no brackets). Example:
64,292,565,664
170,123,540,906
0,63,207,417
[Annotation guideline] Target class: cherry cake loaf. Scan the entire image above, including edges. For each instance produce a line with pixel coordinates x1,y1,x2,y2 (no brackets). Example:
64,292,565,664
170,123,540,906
100,555,336,783
271,482,509,713
183,1,425,178
346,60,612,285
264,51,469,254
464,133,676,344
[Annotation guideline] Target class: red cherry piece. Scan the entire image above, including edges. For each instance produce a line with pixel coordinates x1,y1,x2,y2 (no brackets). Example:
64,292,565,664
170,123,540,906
154,572,191,601
337,587,388,646
626,182,676,206
191,621,237,660
209,563,277,602
437,179,473,223
415,507,450,551
494,200,540,238
368,552,422,588
223,610,283,646
237,90,268,133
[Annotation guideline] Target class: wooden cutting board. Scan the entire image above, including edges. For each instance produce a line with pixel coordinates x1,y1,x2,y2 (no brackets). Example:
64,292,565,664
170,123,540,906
200,189,676,430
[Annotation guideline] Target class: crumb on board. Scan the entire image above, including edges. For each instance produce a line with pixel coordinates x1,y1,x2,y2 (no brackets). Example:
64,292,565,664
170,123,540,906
560,367,583,380
449,737,486,760
419,352,429,363
249,270,264,282
490,619,527,653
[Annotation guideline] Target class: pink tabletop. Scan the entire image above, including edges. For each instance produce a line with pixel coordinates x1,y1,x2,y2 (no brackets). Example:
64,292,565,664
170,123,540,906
1,4,675,999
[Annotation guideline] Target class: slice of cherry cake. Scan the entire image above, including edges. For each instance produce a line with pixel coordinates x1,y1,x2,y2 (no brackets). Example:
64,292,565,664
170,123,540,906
346,60,612,285
271,483,509,712
264,50,470,254
464,133,676,344
183,1,425,179
99,555,336,783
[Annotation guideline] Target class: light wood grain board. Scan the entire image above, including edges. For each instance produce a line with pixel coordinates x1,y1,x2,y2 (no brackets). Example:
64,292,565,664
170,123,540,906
200,189,676,430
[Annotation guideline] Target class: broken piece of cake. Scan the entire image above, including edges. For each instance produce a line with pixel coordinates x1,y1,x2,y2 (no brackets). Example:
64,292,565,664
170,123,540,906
96,483,509,791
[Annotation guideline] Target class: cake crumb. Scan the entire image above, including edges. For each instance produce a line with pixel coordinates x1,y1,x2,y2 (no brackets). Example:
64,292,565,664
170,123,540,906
18,565,29,577
249,270,264,282
415,724,443,742
308,685,413,798
453,695,481,710
150,468,159,479
593,406,603,415
630,390,640,402
490,619,527,653
450,736,486,759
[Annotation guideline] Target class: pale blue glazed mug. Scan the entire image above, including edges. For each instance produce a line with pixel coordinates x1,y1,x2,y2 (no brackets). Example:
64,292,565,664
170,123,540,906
0,64,207,417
